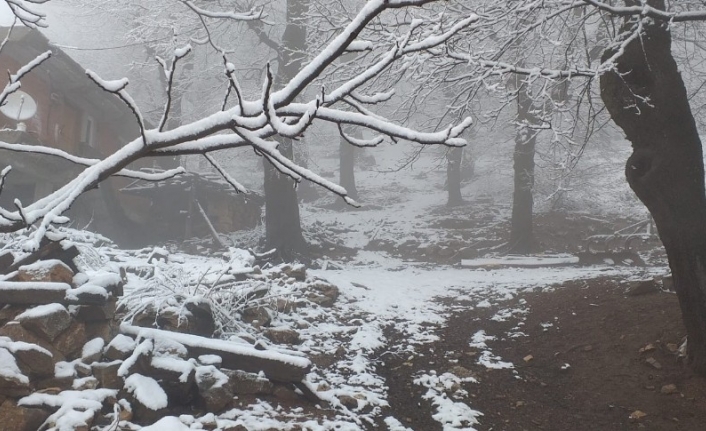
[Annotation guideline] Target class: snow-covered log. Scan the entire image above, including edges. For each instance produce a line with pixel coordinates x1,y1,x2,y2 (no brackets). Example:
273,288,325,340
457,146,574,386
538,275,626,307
120,324,311,383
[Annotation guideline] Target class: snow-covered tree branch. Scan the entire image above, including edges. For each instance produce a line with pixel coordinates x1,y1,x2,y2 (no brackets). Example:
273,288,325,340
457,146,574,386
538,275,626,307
0,0,475,248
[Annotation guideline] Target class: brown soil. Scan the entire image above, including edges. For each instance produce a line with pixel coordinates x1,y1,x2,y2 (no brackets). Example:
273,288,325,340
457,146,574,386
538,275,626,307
380,277,706,430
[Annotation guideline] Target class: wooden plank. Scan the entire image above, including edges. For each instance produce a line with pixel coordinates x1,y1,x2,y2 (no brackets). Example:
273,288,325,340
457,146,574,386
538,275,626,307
120,324,311,383
461,254,579,268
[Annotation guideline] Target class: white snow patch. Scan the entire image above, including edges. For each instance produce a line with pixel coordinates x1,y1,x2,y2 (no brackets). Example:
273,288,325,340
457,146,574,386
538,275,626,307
15,303,67,320
0,347,28,384
124,373,168,410
81,337,105,360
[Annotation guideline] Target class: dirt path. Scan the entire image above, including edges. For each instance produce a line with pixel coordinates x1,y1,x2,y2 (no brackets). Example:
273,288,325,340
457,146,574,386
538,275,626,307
379,276,706,430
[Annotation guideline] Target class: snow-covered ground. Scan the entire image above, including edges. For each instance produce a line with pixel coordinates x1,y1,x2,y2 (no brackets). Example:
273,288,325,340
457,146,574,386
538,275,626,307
75,142,659,429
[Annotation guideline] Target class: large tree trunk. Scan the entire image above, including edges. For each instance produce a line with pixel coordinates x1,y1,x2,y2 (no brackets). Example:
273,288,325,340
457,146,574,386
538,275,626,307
263,0,308,258
508,85,538,254
447,147,463,207
264,138,305,257
600,0,706,374
339,136,359,201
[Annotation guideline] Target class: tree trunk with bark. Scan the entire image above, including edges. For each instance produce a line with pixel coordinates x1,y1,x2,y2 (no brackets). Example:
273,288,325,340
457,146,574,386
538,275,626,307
263,0,308,258
508,85,538,254
339,138,358,201
339,127,359,201
447,147,464,207
600,0,706,374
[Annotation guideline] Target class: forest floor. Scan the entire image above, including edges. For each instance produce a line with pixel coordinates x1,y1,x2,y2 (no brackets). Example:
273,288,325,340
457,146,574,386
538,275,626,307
223,153,706,430
380,269,706,431
307,202,706,431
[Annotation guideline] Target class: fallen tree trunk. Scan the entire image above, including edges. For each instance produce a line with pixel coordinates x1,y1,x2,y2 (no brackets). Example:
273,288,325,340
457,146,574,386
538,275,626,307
120,324,311,383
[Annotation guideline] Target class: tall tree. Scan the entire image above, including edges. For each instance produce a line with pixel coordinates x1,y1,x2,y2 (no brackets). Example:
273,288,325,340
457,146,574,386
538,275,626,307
508,82,540,254
446,147,464,206
261,0,308,258
599,0,706,373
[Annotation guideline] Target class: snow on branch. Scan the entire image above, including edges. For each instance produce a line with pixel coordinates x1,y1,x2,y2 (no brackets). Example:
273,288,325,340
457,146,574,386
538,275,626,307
322,13,480,106
0,141,185,180
0,50,51,107
0,0,476,244
203,153,248,194
86,70,148,146
448,53,599,80
181,1,263,22
338,124,385,148
581,0,706,23
5,0,48,28
281,105,472,147
272,0,458,108
156,44,193,132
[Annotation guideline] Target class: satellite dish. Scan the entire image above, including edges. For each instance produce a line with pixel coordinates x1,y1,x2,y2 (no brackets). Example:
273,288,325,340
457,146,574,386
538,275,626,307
0,90,37,121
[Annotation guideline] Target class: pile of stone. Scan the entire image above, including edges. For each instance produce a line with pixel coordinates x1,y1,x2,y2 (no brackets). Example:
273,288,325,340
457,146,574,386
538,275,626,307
0,242,323,430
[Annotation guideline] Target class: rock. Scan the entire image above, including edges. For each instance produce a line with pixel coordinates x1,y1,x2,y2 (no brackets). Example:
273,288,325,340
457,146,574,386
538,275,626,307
104,334,137,361
272,383,301,402
73,299,116,322
16,303,72,342
275,298,297,314
241,306,272,327
92,360,123,390
263,328,301,345
84,320,117,341
448,366,475,379
65,285,109,306
135,305,215,337
661,384,678,395
17,260,74,284
523,355,534,363
152,337,188,359
282,264,306,281
183,299,216,337
0,251,15,273
639,343,657,354
53,321,87,359
0,305,23,326
629,410,647,421
124,374,169,423
0,348,31,397
626,280,660,297
338,395,358,410
118,399,133,421
223,369,274,395
13,343,54,378
72,376,99,390
645,357,662,369
199,413,218,430
0,322,64,362
75,361,92,377
81,338,105,364
0,282,69,305
35,375,73,391
196,366,233,413
307,281,339,307
148,356,196,406
0,399,50,431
